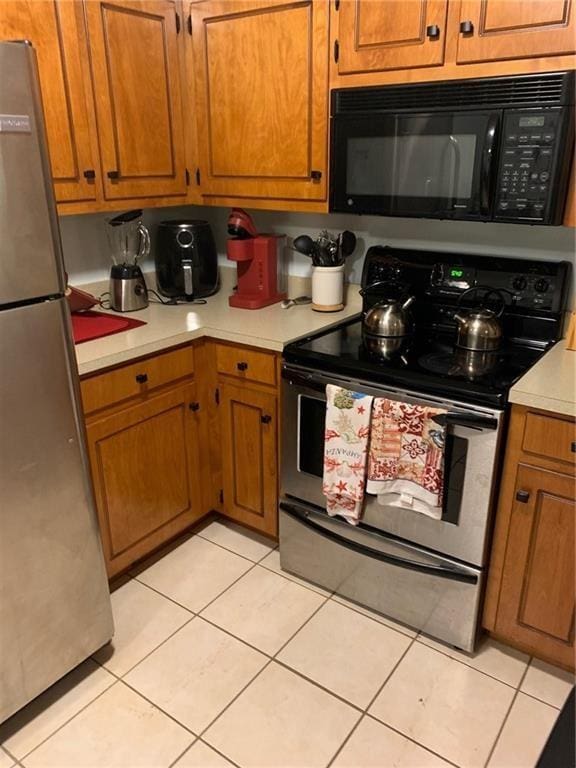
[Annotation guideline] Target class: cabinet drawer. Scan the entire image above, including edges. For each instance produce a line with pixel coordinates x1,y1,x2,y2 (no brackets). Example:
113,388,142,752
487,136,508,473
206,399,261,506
522,412,576,466
215,344,277,386
81,346,195,414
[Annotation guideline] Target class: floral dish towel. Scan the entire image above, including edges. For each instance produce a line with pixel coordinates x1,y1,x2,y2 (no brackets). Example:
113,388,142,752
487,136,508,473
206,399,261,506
366,399,446,520
323,385,374,525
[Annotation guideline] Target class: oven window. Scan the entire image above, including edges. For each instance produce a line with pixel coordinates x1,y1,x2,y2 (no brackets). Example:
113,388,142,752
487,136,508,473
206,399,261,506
298,394,326,478
347,134,477,200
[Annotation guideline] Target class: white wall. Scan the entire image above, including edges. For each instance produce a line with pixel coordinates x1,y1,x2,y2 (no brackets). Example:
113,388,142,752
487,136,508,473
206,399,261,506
60,204,576,302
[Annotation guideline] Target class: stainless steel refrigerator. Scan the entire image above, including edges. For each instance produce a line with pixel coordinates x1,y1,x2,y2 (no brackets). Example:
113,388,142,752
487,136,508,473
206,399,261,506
0,41,113,723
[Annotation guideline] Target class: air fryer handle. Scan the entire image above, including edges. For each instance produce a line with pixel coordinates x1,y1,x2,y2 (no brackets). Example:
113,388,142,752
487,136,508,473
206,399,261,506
182,259,194,297
480,113,499,216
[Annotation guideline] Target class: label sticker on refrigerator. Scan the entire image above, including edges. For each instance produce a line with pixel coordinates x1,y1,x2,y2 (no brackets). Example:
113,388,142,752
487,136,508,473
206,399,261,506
0,115,31,133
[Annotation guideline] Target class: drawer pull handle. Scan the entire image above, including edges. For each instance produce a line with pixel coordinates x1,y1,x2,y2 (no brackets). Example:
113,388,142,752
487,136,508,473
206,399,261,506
459,20,474,34
571,441,576,453
136,373,148,384
83,169,96,180
426,24,440,38
189,402,200,412
261,414,272,424
107,170,120,180
237,361,248,371
516,490,530,503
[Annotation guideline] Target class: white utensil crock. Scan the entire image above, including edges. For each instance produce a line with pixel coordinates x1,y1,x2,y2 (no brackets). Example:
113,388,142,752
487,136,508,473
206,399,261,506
311,265,345,312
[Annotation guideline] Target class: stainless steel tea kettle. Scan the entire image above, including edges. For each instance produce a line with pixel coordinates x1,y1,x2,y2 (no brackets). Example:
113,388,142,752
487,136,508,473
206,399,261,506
454,287,505,351
362,287,415,358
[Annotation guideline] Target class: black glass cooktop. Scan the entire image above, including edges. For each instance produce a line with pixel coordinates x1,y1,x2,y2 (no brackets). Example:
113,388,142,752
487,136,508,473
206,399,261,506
283,318,549,408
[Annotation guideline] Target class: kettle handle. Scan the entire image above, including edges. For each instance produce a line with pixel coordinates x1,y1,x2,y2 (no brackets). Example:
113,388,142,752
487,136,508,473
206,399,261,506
137,223,151,264
456,285,506,317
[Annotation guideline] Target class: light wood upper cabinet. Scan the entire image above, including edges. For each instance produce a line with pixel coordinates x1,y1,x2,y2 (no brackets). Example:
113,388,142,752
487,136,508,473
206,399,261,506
190,0,329,202
337,0,448,74
0,1,99,203
85,0,188,200
456,0,576,63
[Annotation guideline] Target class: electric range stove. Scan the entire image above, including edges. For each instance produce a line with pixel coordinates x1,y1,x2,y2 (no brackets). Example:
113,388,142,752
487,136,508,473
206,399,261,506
284,247,570,409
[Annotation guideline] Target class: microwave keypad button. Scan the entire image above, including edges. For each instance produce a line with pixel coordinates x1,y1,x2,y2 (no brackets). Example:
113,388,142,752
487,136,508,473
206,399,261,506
518,135,529,143
521,149,535,158
530,172,539,181
529,135,542,142
539,171,550,182
540,148,553,158
543,133,555,143
505,133,518,144
498,201,509,210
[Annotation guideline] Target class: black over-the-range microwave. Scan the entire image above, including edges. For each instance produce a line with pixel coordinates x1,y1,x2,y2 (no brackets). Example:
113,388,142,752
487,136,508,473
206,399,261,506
329,71,575,225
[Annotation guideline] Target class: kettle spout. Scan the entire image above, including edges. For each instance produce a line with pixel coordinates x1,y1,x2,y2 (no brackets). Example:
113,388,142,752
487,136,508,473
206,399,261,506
454,312,466,325
402,295,415,311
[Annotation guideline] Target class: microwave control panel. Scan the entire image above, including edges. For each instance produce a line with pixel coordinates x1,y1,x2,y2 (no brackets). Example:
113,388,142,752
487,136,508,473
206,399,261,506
494,109,563,223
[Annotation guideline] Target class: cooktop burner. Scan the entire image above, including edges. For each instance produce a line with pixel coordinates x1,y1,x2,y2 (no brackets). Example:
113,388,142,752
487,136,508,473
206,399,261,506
284,318,548,408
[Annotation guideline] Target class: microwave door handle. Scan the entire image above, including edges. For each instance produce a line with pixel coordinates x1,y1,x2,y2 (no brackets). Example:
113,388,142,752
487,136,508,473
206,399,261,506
480,113,499,216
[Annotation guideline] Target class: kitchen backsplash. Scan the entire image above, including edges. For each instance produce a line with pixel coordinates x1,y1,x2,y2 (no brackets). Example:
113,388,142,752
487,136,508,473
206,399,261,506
60,205,576,303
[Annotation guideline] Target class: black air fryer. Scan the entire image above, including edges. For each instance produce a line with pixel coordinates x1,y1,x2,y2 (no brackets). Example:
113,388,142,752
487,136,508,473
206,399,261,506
155,220,219,301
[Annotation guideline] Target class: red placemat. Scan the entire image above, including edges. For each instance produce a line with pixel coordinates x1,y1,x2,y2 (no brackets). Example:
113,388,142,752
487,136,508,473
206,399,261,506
71,310,147,344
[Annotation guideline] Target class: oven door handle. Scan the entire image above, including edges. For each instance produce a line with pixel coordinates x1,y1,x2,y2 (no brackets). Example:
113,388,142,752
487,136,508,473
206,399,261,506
432,412,498,430
280,503,478,585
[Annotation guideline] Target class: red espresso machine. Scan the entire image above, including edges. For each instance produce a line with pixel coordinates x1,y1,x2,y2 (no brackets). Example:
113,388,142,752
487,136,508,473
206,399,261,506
226,209,286,309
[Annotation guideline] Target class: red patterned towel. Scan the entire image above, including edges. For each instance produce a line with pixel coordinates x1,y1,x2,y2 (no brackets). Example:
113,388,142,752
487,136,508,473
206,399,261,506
366,399,446,519
323,385,374,525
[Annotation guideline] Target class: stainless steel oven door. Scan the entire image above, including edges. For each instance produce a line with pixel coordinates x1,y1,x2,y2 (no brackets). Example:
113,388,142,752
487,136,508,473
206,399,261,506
281,364,504,567
279,501,483,652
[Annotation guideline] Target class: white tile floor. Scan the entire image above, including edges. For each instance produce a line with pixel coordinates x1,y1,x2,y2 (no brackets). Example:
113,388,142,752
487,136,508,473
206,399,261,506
1,518,574,768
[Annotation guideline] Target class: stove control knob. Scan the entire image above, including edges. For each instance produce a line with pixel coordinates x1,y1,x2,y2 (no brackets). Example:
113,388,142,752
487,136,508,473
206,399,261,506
512,276,527,291
534,279,549,293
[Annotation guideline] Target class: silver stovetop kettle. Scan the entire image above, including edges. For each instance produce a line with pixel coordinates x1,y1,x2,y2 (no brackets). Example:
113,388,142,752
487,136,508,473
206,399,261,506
454,287,506,351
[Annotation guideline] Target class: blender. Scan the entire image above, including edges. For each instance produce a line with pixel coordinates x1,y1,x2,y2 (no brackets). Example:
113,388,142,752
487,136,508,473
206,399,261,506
106,209,150,312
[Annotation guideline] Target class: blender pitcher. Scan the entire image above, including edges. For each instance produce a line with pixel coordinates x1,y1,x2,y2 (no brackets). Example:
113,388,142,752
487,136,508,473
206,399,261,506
106,209,150,312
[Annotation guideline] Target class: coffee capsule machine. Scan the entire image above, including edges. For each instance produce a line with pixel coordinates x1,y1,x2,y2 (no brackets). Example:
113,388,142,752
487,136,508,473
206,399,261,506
226,209,286,309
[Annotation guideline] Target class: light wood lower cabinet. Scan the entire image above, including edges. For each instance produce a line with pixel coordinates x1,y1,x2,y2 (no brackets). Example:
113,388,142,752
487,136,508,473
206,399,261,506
219,381,278,537
484,405,576,670
85,382,204,577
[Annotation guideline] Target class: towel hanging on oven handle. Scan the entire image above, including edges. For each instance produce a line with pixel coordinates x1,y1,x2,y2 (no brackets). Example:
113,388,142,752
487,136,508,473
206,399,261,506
432,412,498,431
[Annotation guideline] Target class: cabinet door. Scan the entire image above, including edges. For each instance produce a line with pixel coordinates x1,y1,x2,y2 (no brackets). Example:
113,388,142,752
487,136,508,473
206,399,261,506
0,1,99,203
496,464,575,668
337,0,448,74
190,0,328,201
219,382,278,537
86,383,203,576
85,0,188,200
457,0,576,63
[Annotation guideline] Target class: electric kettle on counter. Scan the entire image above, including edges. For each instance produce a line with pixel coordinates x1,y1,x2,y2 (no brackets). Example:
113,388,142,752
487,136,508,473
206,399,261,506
106,209,150,312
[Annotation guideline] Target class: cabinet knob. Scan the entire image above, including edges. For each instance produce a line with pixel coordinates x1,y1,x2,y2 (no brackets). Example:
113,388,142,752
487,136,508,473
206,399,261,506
237,361,248,371
460,20,474,34
571,441,576,453
189,402,200,412
426,24,440,39
311,170,322,181
261,414,272,424
515,489,530,503
135,373,148,384
83,169,96,180
107,170,120,180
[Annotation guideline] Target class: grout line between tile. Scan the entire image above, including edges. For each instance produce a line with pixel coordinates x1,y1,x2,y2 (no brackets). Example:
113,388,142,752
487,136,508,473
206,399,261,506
481,661,532,768
130,577,197,615
413,633,529,692
194,529,275,566
199,737,243,768
14,678,122,763
167,738,198,768
331,594,417,640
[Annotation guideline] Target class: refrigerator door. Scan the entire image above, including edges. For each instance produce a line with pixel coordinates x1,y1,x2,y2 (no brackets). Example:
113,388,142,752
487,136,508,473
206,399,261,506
0,42,65,306
0,298,113,723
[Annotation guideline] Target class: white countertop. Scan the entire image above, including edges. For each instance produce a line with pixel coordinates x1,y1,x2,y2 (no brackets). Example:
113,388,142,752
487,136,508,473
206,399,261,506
509,341,576,418
74,269,362,376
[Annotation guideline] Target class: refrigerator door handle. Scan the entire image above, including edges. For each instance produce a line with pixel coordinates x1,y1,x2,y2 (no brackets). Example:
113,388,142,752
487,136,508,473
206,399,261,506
280,503,478,584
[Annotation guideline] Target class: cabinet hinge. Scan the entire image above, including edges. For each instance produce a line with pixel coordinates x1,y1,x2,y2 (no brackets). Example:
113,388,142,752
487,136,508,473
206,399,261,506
333,39,339,63
187,14,192,35
175,11,181,33
195,167,201,186
215,387,220,405
219,489,224,504
185,168,190,186
335,0,340,10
